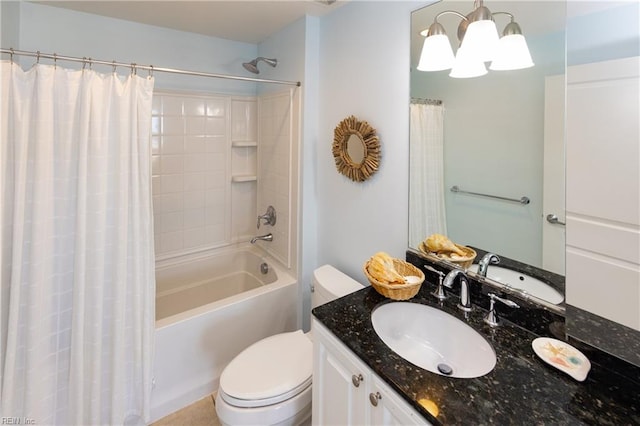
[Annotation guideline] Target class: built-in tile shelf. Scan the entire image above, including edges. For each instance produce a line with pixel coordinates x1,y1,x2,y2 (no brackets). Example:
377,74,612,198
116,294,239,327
231,175,257,183
232,141,257,147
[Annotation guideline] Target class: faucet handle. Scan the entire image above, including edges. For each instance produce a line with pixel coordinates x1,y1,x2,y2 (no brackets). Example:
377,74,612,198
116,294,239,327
424,264,447,300
257,205,277,229
484,293,520,327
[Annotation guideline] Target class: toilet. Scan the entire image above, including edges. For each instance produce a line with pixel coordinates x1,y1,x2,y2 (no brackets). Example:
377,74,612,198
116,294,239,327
215,264,364,426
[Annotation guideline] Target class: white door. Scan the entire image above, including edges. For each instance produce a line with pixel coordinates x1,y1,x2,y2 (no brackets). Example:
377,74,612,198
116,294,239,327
542,74,566,275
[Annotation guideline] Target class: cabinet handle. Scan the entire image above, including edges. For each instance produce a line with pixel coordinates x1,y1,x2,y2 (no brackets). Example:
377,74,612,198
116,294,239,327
369,391,382,407
351,374,364,387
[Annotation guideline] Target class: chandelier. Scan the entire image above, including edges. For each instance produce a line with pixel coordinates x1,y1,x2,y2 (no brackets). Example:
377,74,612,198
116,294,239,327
417,0,534,78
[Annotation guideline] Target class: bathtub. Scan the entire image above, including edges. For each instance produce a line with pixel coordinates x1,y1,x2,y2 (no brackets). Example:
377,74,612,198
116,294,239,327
150,246,299,422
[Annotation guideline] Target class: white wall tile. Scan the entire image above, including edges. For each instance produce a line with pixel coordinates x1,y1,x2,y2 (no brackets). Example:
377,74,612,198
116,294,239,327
151,136,161,155
207,99,226,117
162,96,184,116
161,212,184,233
185,136,206,154
183,173,205,192
184,154,207,172
184,228,207,249
183,208,206,229
206,117,226,135
161,174,183,194
183,98,206,117
161,136,184,154
184,190,206,210
186,117,205,136
161,156,184,174
162,117,185,135
160,193,183,213
206,136,226,153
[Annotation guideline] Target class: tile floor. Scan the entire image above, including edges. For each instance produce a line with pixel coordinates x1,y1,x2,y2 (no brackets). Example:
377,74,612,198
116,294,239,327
152,394,221,426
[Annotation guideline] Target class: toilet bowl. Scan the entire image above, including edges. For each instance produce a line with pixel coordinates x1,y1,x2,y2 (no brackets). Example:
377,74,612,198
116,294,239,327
215,265,364,426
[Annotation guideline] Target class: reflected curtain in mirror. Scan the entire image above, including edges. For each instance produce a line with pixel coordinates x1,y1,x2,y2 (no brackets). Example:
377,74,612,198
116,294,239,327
409,100,447,248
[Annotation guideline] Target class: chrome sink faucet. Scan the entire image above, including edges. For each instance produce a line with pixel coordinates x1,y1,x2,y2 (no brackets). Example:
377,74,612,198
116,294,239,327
477,253,500,277
443,269,472,312
250,233,273,244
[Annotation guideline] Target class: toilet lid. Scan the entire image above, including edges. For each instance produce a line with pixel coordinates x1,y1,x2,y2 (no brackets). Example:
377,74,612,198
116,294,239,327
219,330,312,407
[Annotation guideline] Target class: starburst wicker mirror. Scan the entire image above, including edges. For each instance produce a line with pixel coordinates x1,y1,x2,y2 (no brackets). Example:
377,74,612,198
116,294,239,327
332,115,381,182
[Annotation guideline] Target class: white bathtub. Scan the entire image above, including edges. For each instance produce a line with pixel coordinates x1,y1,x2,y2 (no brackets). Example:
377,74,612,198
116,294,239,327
150,246,299,422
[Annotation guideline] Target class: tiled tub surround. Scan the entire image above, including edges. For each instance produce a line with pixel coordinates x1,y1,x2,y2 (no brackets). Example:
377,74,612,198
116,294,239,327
151,92,236,256
311,262,640,424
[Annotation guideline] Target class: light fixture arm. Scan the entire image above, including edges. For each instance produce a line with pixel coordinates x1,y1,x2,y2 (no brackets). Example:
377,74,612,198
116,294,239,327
491,12,524,36
421,11,468,37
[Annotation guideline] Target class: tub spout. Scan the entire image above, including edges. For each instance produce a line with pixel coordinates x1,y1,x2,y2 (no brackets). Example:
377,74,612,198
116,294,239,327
251,233,273,244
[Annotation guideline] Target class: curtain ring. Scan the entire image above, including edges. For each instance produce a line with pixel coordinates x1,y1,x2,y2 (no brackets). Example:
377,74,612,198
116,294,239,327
82,57,88,70
53,53,57,68
36,50,41,64
9,48,14,63
88,57,93,70
148,65,154,79
112,60,117,73
130,63,137,76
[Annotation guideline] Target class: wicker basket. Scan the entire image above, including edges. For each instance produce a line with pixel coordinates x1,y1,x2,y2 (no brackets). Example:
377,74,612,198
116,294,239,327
418,242,477,269
363,258,425,300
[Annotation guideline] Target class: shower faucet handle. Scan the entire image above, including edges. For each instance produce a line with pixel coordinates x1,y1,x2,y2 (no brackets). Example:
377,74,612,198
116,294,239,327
257,205,277,229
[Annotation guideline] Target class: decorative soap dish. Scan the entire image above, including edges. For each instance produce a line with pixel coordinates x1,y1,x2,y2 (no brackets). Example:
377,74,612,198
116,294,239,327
532,337,591,382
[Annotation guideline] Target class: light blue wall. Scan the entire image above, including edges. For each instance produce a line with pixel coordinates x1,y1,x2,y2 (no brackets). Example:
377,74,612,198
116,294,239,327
16,2,258,95
257,16,306,93
567,2,640,66
1,1,20,49
316,1,425,282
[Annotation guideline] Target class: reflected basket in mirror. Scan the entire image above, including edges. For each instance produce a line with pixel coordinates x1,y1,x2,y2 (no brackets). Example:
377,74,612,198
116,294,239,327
418,242,477,269
363,257,425,300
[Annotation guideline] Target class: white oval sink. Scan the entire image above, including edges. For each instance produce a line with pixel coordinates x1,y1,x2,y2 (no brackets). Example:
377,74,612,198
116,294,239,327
468,265,564,305
371,302,496,379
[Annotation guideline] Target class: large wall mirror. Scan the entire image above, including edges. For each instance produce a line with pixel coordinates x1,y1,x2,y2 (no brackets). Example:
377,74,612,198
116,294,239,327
409,0,566,304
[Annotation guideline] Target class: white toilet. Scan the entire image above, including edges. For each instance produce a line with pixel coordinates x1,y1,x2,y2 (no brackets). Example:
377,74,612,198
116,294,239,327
215,264,364,426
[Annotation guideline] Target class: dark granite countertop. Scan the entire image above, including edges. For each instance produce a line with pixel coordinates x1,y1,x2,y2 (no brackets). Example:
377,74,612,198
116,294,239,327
312,276,640,425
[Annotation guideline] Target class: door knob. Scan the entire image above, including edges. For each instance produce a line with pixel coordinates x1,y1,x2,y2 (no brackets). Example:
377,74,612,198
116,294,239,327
369,392,382,407
546,214,566,226
351,374,363,387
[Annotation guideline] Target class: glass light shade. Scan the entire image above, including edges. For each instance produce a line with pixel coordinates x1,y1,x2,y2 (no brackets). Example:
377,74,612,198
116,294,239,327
449,46,487,79
417,34,455,71
489,34,535,70
459,20,500,62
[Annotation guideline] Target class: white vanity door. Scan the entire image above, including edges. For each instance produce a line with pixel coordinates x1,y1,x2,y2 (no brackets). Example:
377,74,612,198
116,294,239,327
312,319,430,426
312,321,368,425
369,376,428,425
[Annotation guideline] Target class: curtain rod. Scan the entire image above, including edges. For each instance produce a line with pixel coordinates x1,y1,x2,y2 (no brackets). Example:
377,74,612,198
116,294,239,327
0,48,301,87
410,97,442,105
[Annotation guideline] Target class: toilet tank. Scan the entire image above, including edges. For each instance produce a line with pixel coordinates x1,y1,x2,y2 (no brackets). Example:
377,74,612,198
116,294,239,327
312,265,364,309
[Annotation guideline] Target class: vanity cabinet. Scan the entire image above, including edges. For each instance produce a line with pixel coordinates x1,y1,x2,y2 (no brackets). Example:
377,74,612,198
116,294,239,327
312,319,428,426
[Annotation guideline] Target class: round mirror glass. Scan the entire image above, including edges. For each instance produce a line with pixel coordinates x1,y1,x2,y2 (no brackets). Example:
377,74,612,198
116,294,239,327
346,134,366,165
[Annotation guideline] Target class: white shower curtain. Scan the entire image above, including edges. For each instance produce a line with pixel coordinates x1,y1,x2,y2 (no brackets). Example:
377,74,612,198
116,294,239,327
409,102,447,248
0,61,155,425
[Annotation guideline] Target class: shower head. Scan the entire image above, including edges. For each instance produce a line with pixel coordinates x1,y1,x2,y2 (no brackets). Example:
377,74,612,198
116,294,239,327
242,57,278,74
